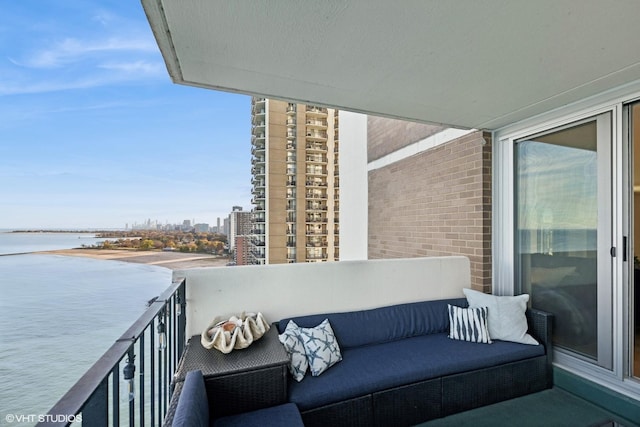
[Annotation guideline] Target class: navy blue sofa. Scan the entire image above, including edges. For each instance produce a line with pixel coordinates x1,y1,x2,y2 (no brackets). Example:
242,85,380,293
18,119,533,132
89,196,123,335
172,370,304,427
277,297,552,427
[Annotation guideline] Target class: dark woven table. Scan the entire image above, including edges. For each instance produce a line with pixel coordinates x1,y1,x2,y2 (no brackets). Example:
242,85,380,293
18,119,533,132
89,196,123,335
171,327,290,420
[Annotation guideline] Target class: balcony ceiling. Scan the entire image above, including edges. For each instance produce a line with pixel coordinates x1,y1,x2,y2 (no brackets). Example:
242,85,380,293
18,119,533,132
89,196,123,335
142,1,640,130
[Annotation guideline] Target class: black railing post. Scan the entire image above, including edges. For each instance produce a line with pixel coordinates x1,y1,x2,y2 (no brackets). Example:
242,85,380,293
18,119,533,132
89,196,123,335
138,334,145,427
177,280,186,360
112,363,120,427
82,378,108,427
150,320,156,427
122,347,135,427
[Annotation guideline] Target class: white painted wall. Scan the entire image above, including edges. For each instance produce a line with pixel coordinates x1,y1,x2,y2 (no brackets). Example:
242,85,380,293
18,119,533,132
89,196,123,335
339,111,368,260
175,256,470,337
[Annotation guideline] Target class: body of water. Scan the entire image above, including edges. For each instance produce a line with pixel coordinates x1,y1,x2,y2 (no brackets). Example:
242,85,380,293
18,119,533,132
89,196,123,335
0,232,171,426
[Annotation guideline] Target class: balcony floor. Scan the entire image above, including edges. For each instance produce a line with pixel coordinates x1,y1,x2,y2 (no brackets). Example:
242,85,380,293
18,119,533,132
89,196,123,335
418,388,638,427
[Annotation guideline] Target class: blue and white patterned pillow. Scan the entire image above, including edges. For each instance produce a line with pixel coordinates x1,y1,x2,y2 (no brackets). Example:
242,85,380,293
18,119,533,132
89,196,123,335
278,320,308,382
299,319,342,376
448,304,492,344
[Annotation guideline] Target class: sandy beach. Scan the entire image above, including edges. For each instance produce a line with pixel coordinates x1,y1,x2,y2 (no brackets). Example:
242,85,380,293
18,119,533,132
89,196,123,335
39,248,230,270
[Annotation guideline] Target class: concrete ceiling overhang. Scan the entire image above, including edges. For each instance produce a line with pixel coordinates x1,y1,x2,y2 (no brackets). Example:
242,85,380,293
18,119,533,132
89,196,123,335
142,0,640,130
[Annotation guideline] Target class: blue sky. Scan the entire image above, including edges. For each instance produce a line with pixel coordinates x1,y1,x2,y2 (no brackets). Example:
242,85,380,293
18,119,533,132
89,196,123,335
0,1,251,229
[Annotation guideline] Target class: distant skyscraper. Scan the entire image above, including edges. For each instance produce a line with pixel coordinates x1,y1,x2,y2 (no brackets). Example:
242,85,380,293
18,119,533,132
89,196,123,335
223,218,230,238
250,97,339,264
194,223,209,233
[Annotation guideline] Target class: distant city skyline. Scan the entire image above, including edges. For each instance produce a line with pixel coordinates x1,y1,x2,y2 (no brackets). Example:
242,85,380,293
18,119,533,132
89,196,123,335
0,1,251,229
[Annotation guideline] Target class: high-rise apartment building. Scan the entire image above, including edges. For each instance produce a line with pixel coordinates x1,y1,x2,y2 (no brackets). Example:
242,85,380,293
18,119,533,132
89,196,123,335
228,206,252,252
250,97,339,264
234,235,251,266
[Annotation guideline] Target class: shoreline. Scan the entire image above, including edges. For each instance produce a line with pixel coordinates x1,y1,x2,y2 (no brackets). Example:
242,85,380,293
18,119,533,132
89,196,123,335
36,248,231,270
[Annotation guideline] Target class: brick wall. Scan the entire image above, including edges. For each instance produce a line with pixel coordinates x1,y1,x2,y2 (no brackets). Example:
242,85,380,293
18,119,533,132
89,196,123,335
367,116,446,162
368,129,492,292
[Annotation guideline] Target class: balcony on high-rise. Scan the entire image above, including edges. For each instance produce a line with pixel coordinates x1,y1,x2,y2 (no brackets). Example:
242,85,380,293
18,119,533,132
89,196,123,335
305,129,328,141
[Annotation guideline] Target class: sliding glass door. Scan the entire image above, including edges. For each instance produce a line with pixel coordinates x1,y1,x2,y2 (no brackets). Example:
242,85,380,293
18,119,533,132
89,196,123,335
629,102,640,379
515,113,612,369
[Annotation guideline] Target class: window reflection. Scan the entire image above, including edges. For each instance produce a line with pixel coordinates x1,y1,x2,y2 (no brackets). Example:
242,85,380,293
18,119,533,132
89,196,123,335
516,121,598,360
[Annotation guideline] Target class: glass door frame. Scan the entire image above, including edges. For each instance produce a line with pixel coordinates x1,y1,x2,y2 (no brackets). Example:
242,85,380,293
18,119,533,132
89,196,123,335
493,88,640,396
513,113,613,369
623,101,640,381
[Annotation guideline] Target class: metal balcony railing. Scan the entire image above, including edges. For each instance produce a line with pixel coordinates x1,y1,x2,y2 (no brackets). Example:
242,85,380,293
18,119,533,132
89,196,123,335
38,279,186,427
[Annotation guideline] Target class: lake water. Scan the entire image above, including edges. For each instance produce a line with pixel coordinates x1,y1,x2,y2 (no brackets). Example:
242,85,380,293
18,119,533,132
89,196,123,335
0,232,171,426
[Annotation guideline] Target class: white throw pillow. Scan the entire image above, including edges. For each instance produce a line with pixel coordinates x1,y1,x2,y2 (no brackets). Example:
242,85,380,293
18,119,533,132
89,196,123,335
278,320,308,382
299,319,342,376
448,304,492,344
463,288,539,345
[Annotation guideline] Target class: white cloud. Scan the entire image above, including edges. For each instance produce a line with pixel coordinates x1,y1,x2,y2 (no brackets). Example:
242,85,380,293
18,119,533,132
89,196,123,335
18,37,158,69
98,60,164,75
0,39,164,95
0,74,144,95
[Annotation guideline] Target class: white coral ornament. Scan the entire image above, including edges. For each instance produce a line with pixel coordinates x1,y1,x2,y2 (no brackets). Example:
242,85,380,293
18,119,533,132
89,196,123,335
201,312,270,353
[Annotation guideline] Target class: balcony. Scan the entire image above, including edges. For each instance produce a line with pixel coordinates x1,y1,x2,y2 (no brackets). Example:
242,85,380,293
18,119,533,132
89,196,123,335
305,155,327,163
251,121,265,138
251,194,265,204
305,253,328,260
306,227,327,235
250,143,265,154
305,191,327,199
306,179,327,187
306,142,327,151
250,249,265,260
252,187,265,196
306,203,327,211
251,113,265,125
305,130,328,141
305,106,328,116
306,214,327,223
40,257,639,426
305,167,327,176
305,119,327,128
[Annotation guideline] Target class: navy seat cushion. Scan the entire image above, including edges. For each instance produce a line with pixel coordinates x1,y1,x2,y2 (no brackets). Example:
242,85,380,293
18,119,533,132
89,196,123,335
213,403,304,427
172,370,209,427
288,333,545,411
277,298,468,349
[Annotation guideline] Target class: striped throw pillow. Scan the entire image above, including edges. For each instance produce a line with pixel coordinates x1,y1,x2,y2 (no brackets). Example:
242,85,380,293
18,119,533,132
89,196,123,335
448,304,492,344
